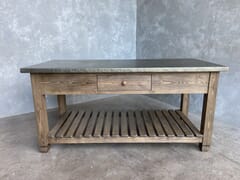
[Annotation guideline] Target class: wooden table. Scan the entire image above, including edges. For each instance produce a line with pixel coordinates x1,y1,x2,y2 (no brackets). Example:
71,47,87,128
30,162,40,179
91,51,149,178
20,59,228,153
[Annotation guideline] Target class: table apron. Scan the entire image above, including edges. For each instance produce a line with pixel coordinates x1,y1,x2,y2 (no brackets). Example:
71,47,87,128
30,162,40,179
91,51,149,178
32,72,210,95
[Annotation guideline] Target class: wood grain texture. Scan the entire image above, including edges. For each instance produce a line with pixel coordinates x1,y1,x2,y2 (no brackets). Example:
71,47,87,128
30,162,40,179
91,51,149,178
120,112,128,137
49,137,202,144
31,73,213,95
112,112,120,137
142,111,156,137
152,73,210,94
93,112,105,137
39,74,97,94
103,112,112,137
98,74,151,91
180,94,189,116
84,112,99,137
27,69,223,152
56,111,78,138
135,111,147,137
31,74,50,152
200,72,219,151
48,111,71,138
128,111,138,137
65,111,85,138
176,111,202,137
75,111,91,137
162,110,184,137
155,110,175,137
168,110,193,137
149,111,165,137
57,95,67,116
48,110,203,144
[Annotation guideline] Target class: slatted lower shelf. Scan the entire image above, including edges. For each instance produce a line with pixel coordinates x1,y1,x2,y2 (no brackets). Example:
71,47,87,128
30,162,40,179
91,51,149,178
48,110,203,144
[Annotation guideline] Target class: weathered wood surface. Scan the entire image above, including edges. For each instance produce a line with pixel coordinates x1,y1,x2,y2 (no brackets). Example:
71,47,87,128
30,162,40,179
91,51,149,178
98,74,151,91
23,60,226,153
57,95,67,116
27,73,215,95
39,74,97,94
152,73,209,93
180,94,189,116
200,72,219,152
48,110,203,144
31,74,50,153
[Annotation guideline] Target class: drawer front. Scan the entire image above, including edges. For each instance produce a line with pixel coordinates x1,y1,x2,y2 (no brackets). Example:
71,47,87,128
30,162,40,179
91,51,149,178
39,74,97,94
97,74,151,92
152,73,210,93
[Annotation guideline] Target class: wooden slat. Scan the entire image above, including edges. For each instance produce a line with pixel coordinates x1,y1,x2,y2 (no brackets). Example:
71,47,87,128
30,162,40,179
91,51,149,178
112,112,120,137
162,110,184,137
135,111,147,137
103,112,112,137
155,110,175,137
93,111,105,137
169,110,194,137
48,111,71,138
84,112,99,137
176,110,202,137
65,111,84,138
142,111,156,137
56,111,78,138
149,111,165,137
49,136,202,144
49,110,203,143
120,112,128,137
75,111,91,137
128,111,137,137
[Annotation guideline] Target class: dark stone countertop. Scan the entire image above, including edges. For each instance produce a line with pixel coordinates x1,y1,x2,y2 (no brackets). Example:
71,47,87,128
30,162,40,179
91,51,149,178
20,59,228,73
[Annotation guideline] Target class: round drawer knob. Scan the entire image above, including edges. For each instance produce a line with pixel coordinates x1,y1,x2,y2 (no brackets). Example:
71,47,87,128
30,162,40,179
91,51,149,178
121,80,127,86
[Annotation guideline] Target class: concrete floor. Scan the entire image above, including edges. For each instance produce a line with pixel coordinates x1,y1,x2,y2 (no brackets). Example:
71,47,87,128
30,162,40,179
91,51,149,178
0,95,240,180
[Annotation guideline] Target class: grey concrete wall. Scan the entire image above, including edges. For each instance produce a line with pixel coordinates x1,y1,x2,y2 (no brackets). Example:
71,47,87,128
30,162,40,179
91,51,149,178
1,0,238,124
0,0,136,118
137,0,240,125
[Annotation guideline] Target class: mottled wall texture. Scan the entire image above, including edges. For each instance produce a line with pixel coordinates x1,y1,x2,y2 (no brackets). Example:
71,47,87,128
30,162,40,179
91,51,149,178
137,0,240,125
1,0,239,124
0,0,136,118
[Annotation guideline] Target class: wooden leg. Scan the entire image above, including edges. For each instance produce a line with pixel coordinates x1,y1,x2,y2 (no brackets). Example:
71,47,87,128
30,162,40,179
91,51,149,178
200,72,219,152
31,74,50,153
39,145,51,153
199,144,210,152
180,94,189,116
57,95,67,116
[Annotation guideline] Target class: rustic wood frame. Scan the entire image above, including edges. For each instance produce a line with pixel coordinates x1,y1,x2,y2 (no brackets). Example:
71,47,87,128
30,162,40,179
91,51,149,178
30,72,219,153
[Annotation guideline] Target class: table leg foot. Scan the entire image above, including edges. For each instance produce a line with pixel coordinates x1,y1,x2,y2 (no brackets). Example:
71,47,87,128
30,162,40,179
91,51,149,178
199,144,210,152
39,145,50,153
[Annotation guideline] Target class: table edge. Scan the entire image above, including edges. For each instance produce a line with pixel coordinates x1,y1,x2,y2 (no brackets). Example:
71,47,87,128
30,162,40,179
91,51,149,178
20,66,229,74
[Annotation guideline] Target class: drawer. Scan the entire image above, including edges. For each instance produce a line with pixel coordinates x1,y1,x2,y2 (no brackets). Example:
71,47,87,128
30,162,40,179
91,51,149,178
152,73,210,94
97,74,151,91
39,74,97,94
